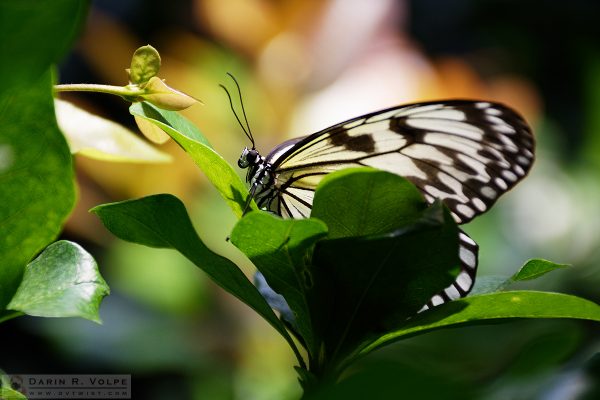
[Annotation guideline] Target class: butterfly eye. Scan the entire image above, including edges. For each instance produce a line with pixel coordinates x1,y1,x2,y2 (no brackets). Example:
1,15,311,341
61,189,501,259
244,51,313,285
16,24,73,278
238,148,260,168
238,147,250,168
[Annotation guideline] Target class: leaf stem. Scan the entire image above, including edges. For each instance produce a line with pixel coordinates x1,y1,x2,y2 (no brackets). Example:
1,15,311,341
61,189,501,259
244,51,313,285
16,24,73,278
54,83,144,98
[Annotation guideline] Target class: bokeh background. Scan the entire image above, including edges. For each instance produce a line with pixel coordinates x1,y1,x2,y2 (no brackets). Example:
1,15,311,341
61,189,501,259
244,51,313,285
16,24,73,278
3,0,600,398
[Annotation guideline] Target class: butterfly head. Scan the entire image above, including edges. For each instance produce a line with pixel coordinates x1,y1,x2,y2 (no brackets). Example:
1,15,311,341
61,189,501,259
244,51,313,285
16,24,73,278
238,147,261,169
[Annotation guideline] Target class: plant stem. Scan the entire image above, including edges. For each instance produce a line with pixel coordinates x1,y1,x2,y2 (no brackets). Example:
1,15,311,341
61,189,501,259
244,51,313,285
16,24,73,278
54,83,143,98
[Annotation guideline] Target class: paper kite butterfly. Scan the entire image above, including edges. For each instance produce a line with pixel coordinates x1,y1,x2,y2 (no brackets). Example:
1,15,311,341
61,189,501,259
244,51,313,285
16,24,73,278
221,74,535,309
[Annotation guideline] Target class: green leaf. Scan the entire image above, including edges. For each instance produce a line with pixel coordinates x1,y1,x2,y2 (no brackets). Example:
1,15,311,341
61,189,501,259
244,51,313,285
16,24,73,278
306,360,475,400
0,71,76,308
313,201,460,364
311,168,427,238
129,45,161,85
55,99,172,163
91,194,303,364
130,102,252,217
0,0,88,94
0,387,27,400
470,259,570,295
7,241,109,323
360,291,600,356
231,211,328,356
511,259,570,282
140,77,199,111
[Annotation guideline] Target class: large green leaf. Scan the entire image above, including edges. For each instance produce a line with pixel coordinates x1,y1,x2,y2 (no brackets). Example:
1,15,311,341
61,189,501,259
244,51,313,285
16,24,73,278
311,168,427,238
129,102,252,217
0,0,88,94
313,201,460,365
7,241,109,323
359,291,600,357
230,211,328,357
306,169,461,365
306,359,475,400
91,194,304,365
0,71,76,309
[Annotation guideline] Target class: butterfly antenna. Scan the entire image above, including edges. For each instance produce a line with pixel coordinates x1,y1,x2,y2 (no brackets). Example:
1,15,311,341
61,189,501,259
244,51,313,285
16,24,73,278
226,72,255,148
219,83,254,147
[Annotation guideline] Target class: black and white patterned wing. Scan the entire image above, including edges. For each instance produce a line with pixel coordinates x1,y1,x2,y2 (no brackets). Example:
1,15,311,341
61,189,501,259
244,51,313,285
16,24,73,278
252,100,533,305
422,230,479,309
261,100,534,223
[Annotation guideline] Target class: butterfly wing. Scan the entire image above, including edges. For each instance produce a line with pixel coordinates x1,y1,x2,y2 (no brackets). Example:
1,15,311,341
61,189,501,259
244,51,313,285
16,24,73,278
423,230,478,308
263,100,534,222
256,100,533,305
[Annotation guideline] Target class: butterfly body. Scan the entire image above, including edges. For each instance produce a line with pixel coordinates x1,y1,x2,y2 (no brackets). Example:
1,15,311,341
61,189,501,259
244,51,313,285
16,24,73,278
235,98,534,308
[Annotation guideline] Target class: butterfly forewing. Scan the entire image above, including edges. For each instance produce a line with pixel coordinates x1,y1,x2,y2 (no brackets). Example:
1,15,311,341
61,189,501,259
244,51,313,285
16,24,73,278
248,99,534,307
267,100,534,224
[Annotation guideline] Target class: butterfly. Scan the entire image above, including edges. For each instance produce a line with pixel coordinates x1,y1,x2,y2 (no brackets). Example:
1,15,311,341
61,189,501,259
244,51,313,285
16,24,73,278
222,75,535,308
